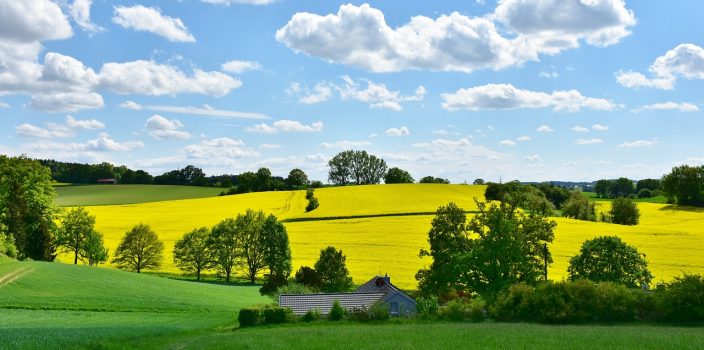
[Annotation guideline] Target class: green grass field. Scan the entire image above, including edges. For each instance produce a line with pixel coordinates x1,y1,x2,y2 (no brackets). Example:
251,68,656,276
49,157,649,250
582,191,668,204
54,184,225,206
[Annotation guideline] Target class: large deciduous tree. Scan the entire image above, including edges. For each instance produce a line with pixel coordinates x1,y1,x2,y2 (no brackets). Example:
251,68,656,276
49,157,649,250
328,150,387,185
561,191,596,221
384,167,414,184
610,197,640,225
314,246,353,292
286,168,308,189
0,155,57,261
259,214,292,293
662,165,704,206
173,227,214,281
209,218,239,282
56,207,95,264
82,230,109,266
112,224,164,273
236,209,267,284
568,236,652,288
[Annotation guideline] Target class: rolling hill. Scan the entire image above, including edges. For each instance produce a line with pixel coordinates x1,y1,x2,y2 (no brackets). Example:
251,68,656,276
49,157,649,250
54,184,225,206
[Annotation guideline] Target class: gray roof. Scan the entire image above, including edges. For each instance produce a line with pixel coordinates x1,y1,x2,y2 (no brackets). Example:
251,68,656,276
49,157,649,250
354,276,400,294
279,292,385,315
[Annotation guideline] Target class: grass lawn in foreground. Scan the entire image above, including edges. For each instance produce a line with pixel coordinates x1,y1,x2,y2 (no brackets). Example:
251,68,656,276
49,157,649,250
54,184,225,206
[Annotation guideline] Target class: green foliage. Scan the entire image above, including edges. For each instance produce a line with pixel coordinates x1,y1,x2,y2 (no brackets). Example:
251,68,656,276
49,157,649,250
419,176,450,184
173,227,214,280
112,223,164,273
314,246,353,292
301,309,322,322
328,150,388,185
473,179,485,185
610,197,640,225
306,189,319,212
662,165,704,206
82,230,109,266
236,209,267,284
561,191,596,221
658,274,704,323
328,300,345,321
416,296,439,317
440,298,486,322
260,214,292,294
294,266,322,289
594,178,637,199
208,218,239,282
637,179,661,192
309,180,323,188
384,167,415,184
0,234,17,258
349,303,390,322
568,236,652,288
56,207,96,265
154,165,206,186
638,189,653,198
238,308,260,328
0,155,57,261
272,282,314,302
286,168,309,189
263,306,291,324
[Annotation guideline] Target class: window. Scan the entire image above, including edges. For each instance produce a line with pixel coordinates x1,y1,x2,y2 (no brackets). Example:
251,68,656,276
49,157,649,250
390,302,399,315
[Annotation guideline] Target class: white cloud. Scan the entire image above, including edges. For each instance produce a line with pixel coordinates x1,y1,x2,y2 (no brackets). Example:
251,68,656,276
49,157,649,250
99,60,241,96
29,91,104,112
202,0,276,5
85,133,144,151
618,138,658,148
146,114,192,140
119,100,142,110
16,115,105,139
499,139,516,147
442,84,617,112
0,100,9,108
298,83,332,104
571,125,590,133
221,60,262,73
16,124,56,139
536,125,554,133
289,77,424,110
112,5,195,43
259,143,281,150
517,136,531,142
65,115,105,130
592,124,610,131
0,0,73,42
385,126,410,137
246,120,323,134
632,102,699,113
276,2,634,73
616,44,704,89
525,154,542,163
575,138,603,145
121,103,267,120
539,71,559,78
184,137,259,159
24,133,143,153
319,140,372,149
70,0,104,34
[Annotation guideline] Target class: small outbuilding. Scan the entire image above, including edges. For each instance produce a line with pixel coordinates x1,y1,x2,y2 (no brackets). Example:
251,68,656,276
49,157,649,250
279,275,416,317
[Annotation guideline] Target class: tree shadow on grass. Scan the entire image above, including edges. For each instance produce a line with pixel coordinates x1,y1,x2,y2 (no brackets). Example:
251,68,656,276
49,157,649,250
658,205,704,213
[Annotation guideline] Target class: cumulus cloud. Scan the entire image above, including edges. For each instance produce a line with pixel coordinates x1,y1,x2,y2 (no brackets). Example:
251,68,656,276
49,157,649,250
536,125,554,133
65,115,105,130
221,60,262,73
517,136,531,142
29,91,104,112
441,83,617,112
16,115,105,138
24,133,143,152
120,102,268,120
592,124,610,131
618,138,658,148
616,44,704,89
113,5,195,42
119,100,142,110
385,126,410,137
571,125,589,133
259,143,281,150
293,82,333,104
499,139,516,147
276,2,634,73
184,137,259,158
70,0,104,33
0,0,73,42
632,102,699,113
246,120,323,134
145,114,192,140
575,138,603,145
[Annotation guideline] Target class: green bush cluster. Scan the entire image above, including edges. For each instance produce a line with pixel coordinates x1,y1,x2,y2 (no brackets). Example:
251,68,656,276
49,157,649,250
328,300,345,321
0,234,18,259
301,309,322,322
439,298,486,322
416,296,439,317
348,303,390,322
237,306,293,328
305,189,319,212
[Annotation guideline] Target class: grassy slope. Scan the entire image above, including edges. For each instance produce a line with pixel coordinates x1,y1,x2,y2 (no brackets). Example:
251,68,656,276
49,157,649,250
0,260,266,349
583,191,668,204
55,184,224,206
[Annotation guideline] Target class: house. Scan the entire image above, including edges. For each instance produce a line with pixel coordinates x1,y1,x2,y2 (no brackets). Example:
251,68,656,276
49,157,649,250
279,275,416,317
97,178,117,184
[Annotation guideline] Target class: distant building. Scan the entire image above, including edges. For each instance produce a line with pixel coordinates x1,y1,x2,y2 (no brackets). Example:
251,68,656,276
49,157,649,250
97,178,117,184
279,275,416,317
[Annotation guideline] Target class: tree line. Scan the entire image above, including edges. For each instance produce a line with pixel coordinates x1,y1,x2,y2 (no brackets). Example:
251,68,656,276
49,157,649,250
327,150,449,186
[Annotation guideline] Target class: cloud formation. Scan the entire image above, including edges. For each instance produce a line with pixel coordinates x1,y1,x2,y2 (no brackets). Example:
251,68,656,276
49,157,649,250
145,115,192,140
616,44,704,89
113,5,195,42
246,120,323,134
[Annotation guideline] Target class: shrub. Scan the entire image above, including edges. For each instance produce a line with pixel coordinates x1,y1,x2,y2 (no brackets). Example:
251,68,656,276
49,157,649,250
0,234,17,259
263,306,291,324
272,282,314,303
306,196,319,212
294,266,321,289
491,283,535,322
610,197,640,225
310,181,323,188
305,189,315,200
260,273,288,295
369,302,391,321
659,274,704,323
328,300,345,321
561,191,596,221
348,306,371,322
637,189,653,198
238,308,260,328
439,298,486,322
301,309,322,322
416,296,439,317
568,236,652,288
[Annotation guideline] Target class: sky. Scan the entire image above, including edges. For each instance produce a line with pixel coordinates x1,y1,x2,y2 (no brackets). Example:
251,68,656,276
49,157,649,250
1,0,703,183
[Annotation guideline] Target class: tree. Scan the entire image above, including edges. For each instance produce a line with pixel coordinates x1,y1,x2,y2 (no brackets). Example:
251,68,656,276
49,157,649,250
662,165,704,206
384,167,414,184
237,209,267,284
0,155,57,261
419,176,450,184
209,218,239,282
173,227,214,280
473,179,485,185
259,215,292,293
568,236,652,288
314,246,353,292
255,168,272,192
417,201,556,298
328,151,354,185
295,266,322,289
236,171,257,193
286,168,308,189
154,165,206,186
636,178,660,192
594,179,611,198
82,230,108,266
328,150,387,185
561,191,596,221
612,177,635,198
610,197,640,225
56,207,95,264
112,224,164,273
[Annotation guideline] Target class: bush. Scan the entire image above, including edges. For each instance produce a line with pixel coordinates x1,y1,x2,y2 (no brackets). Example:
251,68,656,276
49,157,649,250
260,273,288,295
491,283,535,322
263,306,291,324
439,298,486,322
562,191,596,221
238,308,261,328
328,300,345,321
568,236,652,288
306,196,319,212
310,181,323,188
610,197,640,225
416,296,439,317
294,266,321,289
637,189,653,198
272,282,314,303
659,274,704,323
0,234,17,259
305,189,315,200
369,302,391,321
301,309,322,322
348,306,371,322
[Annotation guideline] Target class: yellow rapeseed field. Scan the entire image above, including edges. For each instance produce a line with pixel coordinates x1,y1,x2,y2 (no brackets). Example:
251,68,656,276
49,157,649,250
62,184,704,289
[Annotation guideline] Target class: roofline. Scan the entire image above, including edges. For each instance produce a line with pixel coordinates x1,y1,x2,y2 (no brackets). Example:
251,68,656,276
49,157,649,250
279,292,386,297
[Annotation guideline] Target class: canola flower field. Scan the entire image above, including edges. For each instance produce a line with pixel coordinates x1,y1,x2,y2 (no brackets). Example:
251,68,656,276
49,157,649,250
60,184,704,289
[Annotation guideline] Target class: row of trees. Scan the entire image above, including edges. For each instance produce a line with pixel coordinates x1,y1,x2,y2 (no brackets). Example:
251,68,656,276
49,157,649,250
39,160,153,184
593,177,661,199
662,165,704,206
327,150,451,186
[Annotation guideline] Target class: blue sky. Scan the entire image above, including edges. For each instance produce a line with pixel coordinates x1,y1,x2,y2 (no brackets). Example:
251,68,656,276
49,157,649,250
1,0,703,183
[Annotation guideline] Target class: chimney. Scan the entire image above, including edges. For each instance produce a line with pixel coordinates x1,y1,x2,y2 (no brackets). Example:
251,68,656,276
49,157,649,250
382,273,390,284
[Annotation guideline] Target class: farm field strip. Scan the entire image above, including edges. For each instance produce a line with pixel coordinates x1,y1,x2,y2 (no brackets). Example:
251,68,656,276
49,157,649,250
54,184,226,206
